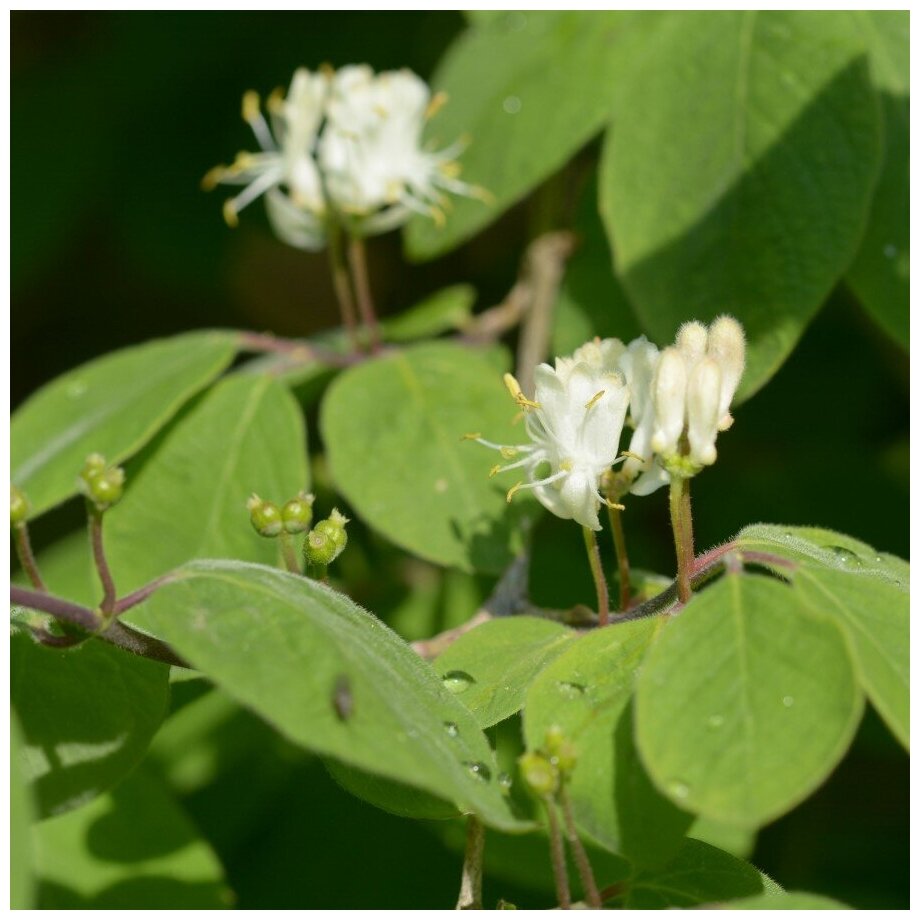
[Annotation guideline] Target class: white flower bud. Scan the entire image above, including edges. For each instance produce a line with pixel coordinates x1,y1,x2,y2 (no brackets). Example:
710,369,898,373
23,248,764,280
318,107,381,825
707,315,746,427
650,347,687,456
686,357,723,466
676,321,708,366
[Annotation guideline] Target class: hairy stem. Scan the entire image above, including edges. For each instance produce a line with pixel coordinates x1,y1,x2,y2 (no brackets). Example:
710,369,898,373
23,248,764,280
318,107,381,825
88,508,117,614
607,505,631,612
582,526,610,627
347,235,382,353
279,533,301,575
455,816,485,910
13,523,46,591
668,476,695,604
545,798,571,910
559,786,601,909
113,574,175,615
237,331,357,368
327,224,360,352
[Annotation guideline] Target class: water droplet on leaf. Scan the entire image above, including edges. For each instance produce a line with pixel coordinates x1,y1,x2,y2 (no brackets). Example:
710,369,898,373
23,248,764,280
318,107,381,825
706,714,724,730
463,761,492,782
502,95,522,115
443,721,459,738
556,681,586,699
782,695,795,708
498,772,512,793
668,780,690,800
442,670,475,693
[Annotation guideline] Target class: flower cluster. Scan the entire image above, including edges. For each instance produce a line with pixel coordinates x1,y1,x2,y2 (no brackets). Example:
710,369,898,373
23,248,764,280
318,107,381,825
204,65,482,250
470,317,746,530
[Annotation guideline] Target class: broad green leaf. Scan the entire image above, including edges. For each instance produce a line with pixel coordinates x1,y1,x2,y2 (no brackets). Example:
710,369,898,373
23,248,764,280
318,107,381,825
727,890,850,909
433,617,575,728
636,573,863,827
845,12,908,348
405,12,665,260
10,631,170,817
689,815,756,860
139,560,529,832
33,769,232,909
321,342,530,573
602,11,882,398
524,619,692,867
383,285,477,342
11,331,237,517
103,374,308,601
738,523,908,749
622,838,779,908
11,711,36,909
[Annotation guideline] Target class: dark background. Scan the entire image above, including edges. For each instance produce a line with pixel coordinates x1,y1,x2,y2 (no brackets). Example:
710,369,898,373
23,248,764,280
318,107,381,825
12,11,908,909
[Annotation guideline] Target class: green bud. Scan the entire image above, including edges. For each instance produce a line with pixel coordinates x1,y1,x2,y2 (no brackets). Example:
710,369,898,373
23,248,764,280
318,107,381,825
544,725,578,776
314,507,349,552
281,492,315,534
518,751,559,798
10,485,29,526
247,494,283,537
303,528,338,567
79,456,125,511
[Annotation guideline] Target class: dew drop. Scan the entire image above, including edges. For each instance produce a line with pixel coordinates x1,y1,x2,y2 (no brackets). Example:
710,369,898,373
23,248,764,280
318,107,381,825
464,761,492,782
667,779,690,800
502,95,522,115
706,714,725,730
498,772,513,792
441,670,475,693
827,545,860,568
443,721,459,739
782,695,795,708
66,381,87,398
556,680,586,699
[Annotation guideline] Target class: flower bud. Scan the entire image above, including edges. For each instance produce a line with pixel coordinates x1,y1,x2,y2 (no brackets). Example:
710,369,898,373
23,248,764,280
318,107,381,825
543,725,578,776
247,494,283,537
282,492,315,534
10,485,29,526
518,751,559,798
650,347,687,456
314,508,349,553
687,357,722,467
303,528,337,566
706,315,746,426
675,321,708,365
78,455,125,510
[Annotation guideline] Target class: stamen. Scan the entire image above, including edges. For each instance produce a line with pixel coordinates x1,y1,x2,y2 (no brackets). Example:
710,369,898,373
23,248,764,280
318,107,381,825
500,446,519,459
430,206,446,228
506,468,569,503
619,450,646,462
267,87,285,113
503,373,540,410
242,90,260,123
506,481,525,503
439,160,462,179
488,464,502,478
584,390,605,410
460,432,482,441
222,199,239,228
201,165,227,191
426,90,448,120
241,91,277,153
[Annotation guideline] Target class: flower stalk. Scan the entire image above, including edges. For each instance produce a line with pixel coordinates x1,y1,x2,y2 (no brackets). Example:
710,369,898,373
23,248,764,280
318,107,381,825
582,526,610,627
455,816,485,910
13,522,46,592
347,234,382,353
669,474,695,604
606,504,631,612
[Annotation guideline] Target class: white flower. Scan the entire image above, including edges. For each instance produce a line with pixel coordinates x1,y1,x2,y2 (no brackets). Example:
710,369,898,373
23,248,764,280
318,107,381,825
319,65,483,232
619,317,746,495
469,339,630,531
204,68,330,250
206,65,483,247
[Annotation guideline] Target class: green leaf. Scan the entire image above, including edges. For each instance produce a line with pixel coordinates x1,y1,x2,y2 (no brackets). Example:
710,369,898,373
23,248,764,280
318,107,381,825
11,711,36,909
321,341,530,573
727,890,850,909
405,12,663,260
138,560,529,832
17,529,96,607
738,524,908,749
433,617,575,728
11,331,237,517
689,814,756,860
104,374,309,601
382,285,477,342
10,631,170,817
622,838,778,908
33,769,232,909
845,11,909,348
524,619,692,866
602,11,882,398
636,573,863,827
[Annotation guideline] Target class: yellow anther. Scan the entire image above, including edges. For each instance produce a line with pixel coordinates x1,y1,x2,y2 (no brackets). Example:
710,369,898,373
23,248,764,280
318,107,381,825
488,464,503,478
430,206,447,228
439,160,463,179
503,373,540,410
471,185,496,205
506,481,525,503
425,90,448,120
584,390,605,410
320,62,335,79
499,446,519,460
559,459,574,472
511,411,524,426
201,165,226,191
460,432,482,441
242,90,261,123
267,87,285,113
604,498,626,511
222,200,239,228
373,104,390,119
619,450,646,463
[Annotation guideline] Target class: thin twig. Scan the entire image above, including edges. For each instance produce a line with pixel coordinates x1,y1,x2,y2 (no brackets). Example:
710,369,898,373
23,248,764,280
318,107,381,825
237,331,358,368
89,509,117,614
13,523,46,591
455,816,485,910
347,235,382,352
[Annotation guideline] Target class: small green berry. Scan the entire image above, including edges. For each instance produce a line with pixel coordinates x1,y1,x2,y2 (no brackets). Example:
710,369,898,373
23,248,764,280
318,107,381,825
282,492,315,534
247,494,283,537
314,507,349,552
518,751,559,798
303,528,337,566
544,725,578,776
10,485,29,526
78,456,125,510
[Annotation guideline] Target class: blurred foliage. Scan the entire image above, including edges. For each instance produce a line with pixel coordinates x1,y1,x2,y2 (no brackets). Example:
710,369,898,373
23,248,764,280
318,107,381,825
12,11,907,910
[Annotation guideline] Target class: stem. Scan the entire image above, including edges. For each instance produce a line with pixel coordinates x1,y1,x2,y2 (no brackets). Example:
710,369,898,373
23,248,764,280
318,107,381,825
559,786,601,909
607,505,631,612
582,526,609,627
11,585,188,667
113,574,175,615
668,476,694,604
237,331,357,368
346,235,382,352
326,223,360,353
89,508,117,614
13,523,46,591
545,798,571,910
311,563,328,584
455,816,485,910
279,533,301,575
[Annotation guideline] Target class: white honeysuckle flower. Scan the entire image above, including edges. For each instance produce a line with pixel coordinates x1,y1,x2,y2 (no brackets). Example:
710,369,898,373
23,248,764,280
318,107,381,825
204,67,330,250
468,339,630,531
623,316,746,494
318,65,484,231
